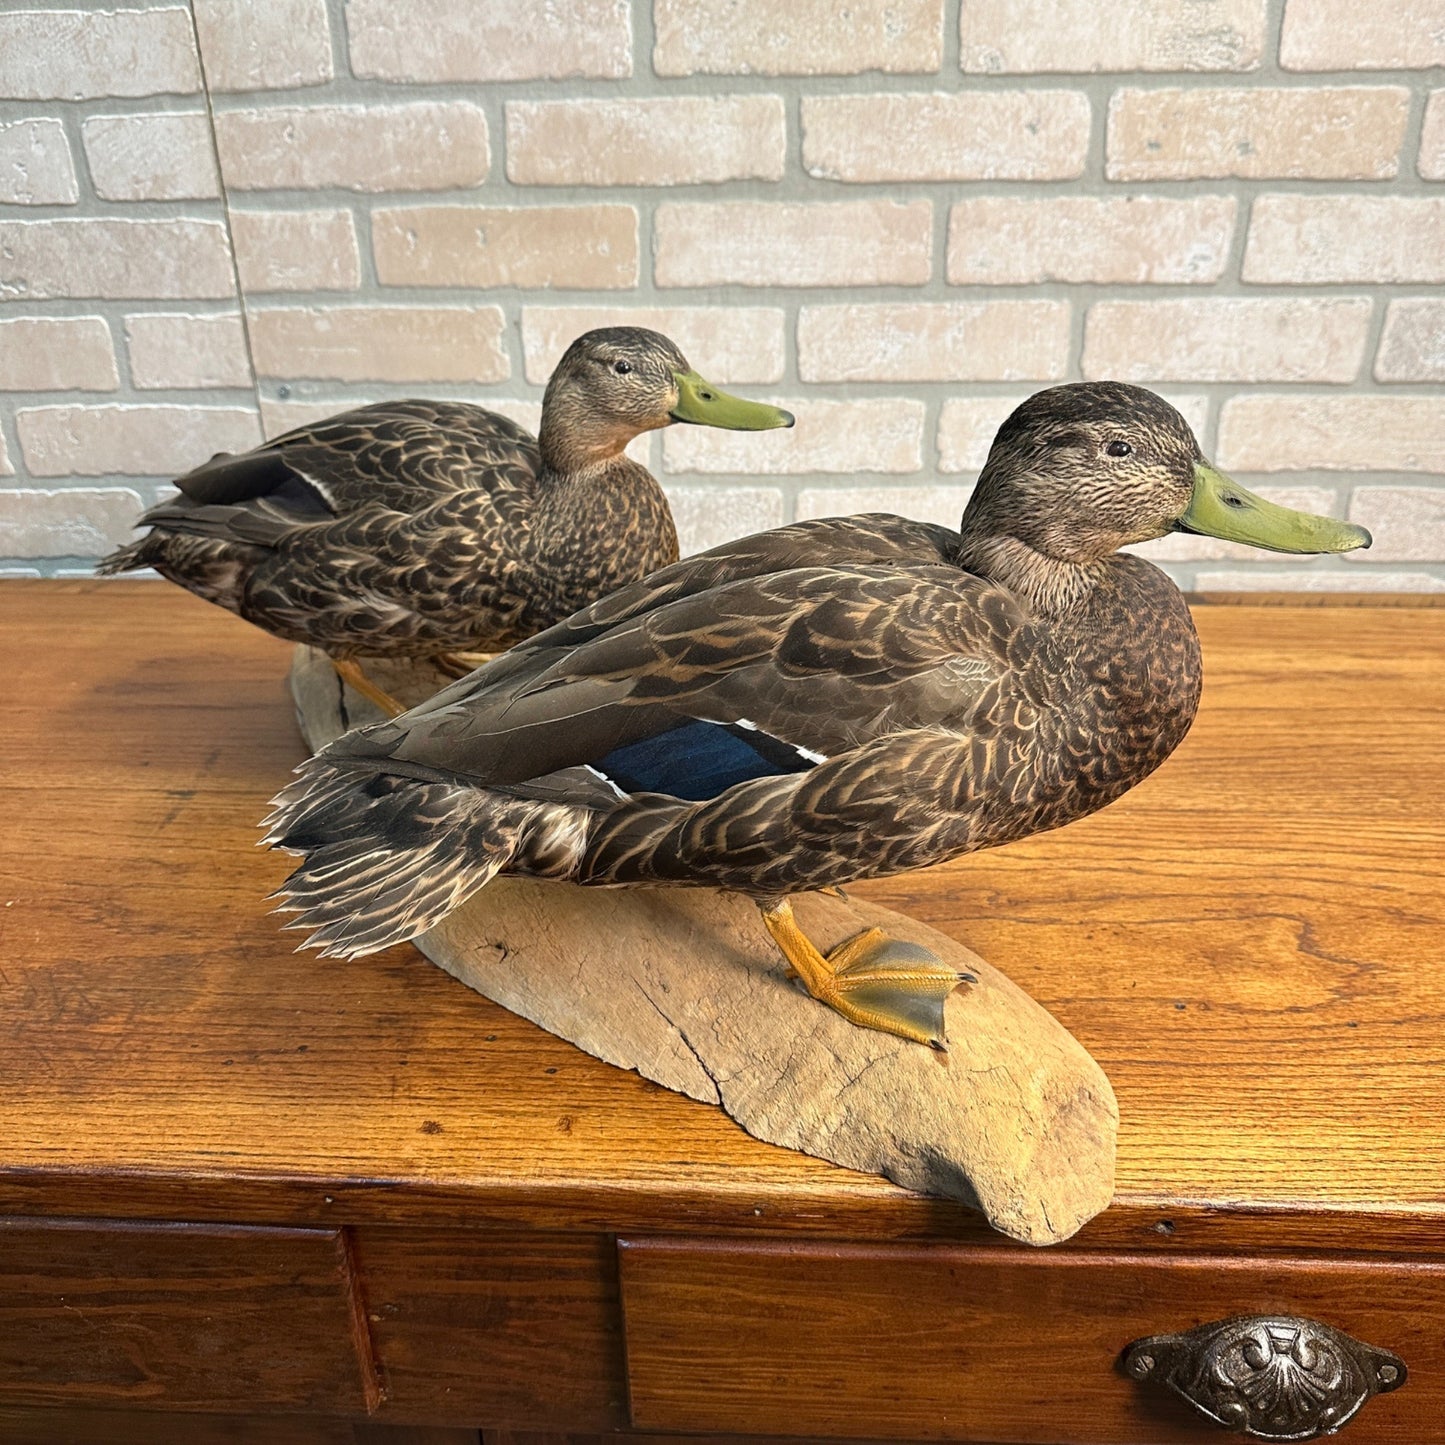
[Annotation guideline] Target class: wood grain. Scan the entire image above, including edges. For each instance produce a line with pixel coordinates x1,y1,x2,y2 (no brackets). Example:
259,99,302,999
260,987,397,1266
1,581,1442,1254
0,1217,376,1413
619,1238,1445,1443
352,1229,626,1431
0,1410,479,1444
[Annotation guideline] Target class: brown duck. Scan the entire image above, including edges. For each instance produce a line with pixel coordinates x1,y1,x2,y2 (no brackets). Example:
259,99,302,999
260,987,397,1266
100,327,793,714
265,384,1370,1048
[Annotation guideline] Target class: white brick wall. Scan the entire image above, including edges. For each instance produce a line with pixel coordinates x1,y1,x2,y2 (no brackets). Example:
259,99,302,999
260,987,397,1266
1,0,1442,593
371,206,640,290
0,7,258,569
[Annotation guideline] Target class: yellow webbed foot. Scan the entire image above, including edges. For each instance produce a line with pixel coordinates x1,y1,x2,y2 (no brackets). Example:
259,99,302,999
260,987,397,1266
760,902,975,1050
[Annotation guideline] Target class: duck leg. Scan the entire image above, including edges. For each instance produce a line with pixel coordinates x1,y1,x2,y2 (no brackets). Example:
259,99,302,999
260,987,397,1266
332,658,406,719
433,650,497,680
758,898,975,1051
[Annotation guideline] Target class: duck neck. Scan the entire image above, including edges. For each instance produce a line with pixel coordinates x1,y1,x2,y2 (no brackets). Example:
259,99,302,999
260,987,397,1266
526,449,678,621
538,405,639,479
954,531,1103,618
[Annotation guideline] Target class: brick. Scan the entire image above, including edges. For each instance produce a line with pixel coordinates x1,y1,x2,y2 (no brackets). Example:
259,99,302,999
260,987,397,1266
0,432,11,475
1082,298,1371,383
1420,91,1445,179
1218,396,1445,472
656,202,931,288
1375,300,1445,382
962,0,1266,72
1130,486,1339,561
191,0,333,90
347,0,630,81
373,205,638,290
125,314,251,390
801,91,1088,183
937,396,1031,474
795,485,973,529
260,398,367,436
0,9,200,100
0,317,118,392
0,119,78,205
938,392,1210,472
1345,488,1445,562
0,487,147,557
17,406,263,477
655,0,942,76
664,398,925,475
1280,0,1445,68
1195,568,1445,592
798,302,1069,383
507,97,784,187
0,219,235,302
1243,197,1445,284
948,196,1234,285
230,210,361,293
82,112,219,202
1107,87,1409,181
249,307,507,385
214,102,487,193
522,307,786,385
664,486,786,554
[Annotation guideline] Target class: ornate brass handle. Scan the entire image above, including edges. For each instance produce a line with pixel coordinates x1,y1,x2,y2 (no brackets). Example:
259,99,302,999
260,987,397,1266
1122,1315,1406,1440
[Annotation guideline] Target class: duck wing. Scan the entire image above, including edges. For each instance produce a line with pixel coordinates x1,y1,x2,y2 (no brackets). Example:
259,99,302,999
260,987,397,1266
329,551,1016,795
329,510,970,778
139,401,539,541
245,400,540,517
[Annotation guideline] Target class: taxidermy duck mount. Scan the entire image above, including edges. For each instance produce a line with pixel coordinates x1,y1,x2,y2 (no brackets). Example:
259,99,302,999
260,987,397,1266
101,326,793,716
278,383,1370,1244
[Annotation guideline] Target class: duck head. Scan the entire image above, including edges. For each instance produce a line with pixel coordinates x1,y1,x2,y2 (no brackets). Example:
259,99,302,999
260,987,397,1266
539,326,794,473
962,382,1371,569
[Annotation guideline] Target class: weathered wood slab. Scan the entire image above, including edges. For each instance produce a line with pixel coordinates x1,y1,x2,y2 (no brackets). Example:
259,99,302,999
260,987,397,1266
289,645,1118,1245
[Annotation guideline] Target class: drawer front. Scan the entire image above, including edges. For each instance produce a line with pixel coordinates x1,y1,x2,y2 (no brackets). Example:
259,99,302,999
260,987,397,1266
351,1228,625,1430
0,1218,376,1413
619,1240,1445,1443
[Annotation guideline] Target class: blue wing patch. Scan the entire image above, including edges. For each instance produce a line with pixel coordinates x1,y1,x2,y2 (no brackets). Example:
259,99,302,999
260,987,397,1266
591,718,824,802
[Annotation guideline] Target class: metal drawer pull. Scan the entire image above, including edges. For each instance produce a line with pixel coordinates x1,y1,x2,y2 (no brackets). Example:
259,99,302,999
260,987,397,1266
1122,1315,1406,1440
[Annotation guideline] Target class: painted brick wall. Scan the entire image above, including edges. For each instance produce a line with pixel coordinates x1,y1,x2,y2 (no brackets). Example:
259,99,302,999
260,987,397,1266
1,0,1442,590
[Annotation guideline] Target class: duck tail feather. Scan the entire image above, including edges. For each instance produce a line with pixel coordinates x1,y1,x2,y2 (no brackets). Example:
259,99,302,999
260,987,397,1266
264,757,587,959
96,535,157,575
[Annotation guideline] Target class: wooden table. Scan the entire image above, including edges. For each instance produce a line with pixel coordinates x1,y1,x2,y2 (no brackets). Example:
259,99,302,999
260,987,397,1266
2,581,1442,1445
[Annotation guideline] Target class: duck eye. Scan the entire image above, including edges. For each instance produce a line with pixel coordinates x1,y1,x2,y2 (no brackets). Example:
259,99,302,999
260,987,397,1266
612,359,634,375
1105,439,1132,458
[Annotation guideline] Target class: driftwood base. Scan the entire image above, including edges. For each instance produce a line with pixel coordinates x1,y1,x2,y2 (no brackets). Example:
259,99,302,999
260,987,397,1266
288,646,1119,1245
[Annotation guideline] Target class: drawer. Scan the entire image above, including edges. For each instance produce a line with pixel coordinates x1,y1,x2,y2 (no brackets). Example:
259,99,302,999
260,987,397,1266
351,1227,625,1430
0,1218,377,1414
618,1240,1445,1444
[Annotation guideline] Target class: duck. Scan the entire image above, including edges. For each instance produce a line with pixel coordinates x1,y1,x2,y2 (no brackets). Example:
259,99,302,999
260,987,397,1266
263,383,1370,1049
99,327,794,715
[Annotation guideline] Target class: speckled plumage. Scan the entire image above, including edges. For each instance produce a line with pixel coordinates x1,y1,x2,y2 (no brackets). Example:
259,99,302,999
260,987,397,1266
265,383,1214,961
97,329,723,660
